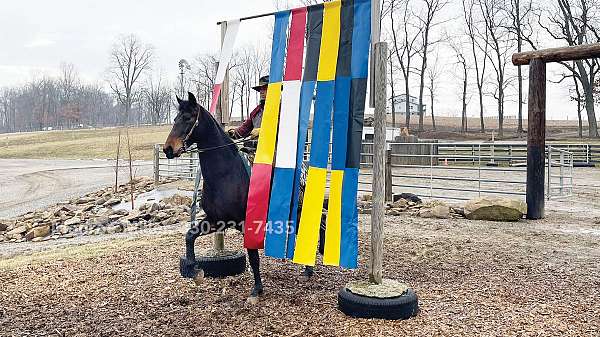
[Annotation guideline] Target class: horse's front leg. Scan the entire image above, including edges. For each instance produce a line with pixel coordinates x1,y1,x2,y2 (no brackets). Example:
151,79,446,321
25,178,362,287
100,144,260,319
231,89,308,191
180,217,219,278
247,248,263,303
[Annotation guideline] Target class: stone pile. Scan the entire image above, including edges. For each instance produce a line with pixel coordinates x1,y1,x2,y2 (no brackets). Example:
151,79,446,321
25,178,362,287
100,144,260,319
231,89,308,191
0,177,192,243
359,194,526,221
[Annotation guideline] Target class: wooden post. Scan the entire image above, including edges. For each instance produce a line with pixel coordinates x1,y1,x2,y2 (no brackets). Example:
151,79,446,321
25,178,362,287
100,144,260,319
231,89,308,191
385,149,393,202
153,144,160,186
526,58,546,220
213,22,228,251
369,42,387,285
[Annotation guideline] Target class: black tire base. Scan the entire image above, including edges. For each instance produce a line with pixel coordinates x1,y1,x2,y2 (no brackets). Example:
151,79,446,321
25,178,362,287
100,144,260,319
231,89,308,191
338,287,419,320
196,250,246,278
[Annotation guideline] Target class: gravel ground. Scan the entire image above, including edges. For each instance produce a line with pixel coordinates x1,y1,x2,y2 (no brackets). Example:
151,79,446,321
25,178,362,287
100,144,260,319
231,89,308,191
1,210,599,336
0,159,152,219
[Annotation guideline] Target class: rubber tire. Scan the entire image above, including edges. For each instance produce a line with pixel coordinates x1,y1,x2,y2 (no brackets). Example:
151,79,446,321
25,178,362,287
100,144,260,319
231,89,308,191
338,287,419,320
196,250,246,278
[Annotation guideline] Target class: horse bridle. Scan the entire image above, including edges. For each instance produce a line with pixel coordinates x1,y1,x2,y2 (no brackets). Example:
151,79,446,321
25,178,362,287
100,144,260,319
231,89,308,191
180,103,250,154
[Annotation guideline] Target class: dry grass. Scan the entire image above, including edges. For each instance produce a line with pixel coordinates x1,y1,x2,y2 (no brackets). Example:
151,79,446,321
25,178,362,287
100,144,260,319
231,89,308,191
0,213,599,336
0,125,171,160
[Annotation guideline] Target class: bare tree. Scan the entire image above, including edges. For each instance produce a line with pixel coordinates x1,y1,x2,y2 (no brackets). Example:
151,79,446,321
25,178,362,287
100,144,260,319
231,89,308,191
426,50,444,131
389,0,424,129
463,0,489,133
107,34,154,125
451,39,470,133
539,0,599,137
479,0,514,138
416,0,450,131
141,72,172,125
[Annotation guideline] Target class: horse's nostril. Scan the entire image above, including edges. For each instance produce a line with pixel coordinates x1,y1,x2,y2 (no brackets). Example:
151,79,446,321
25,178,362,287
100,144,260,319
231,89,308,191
164,146,174,158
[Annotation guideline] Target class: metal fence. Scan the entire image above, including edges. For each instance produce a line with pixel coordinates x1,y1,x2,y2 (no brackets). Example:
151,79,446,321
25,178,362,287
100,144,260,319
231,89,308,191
154,141,579,201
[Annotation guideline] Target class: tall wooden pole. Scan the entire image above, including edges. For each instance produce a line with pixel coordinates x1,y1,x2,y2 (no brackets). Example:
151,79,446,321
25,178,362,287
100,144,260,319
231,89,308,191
526,58,546,219
213,22,228,251
369,42,387,285
369,0,381,108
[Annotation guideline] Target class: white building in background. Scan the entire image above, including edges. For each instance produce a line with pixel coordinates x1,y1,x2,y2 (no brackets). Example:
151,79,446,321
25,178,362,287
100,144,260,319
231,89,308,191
392,94,427,116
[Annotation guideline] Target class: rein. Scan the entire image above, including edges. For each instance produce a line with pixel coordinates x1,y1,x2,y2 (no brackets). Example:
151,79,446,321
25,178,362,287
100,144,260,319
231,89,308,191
181,104,251,154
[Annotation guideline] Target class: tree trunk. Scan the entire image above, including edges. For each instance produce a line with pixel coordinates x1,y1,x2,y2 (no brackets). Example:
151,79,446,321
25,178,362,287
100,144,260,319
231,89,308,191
462,71,468,133
430,88,436,131
404,80,411,128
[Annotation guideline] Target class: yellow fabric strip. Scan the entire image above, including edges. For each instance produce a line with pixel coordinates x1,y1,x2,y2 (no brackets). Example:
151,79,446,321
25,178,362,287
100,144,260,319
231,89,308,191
292,167,327,266
323,169,344,266
254,83,283,165
317,1,341,81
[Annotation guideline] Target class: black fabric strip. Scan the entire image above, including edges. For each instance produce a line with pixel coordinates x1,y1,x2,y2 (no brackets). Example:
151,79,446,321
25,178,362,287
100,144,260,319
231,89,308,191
303,4,324,82
336,0,354,77
346,78,368,168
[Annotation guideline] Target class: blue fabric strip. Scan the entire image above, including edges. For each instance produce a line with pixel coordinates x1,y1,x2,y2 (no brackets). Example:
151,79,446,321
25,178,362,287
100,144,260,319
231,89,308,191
339,167,359,269
309,80,335,168
331,77,351,170
351,0,371,79
264,167,295,258
269,11,291,83
286,80,317,259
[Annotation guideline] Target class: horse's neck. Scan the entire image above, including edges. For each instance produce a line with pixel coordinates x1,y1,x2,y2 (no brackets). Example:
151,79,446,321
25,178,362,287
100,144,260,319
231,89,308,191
194,112,240,180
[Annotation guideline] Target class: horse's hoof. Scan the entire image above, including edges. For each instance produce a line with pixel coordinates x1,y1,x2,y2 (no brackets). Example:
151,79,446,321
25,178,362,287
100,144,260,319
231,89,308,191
246,296,260,305
192,268,204,286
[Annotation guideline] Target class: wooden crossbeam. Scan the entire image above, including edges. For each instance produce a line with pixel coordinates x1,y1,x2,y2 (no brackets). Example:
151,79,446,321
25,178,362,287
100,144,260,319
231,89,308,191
512,43,600,66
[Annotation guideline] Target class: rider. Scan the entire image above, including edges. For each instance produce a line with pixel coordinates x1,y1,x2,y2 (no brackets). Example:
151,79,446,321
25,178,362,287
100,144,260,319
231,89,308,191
227,75,268,139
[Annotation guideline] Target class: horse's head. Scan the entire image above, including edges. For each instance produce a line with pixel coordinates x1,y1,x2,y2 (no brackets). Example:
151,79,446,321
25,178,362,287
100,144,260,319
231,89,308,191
164,92,201,159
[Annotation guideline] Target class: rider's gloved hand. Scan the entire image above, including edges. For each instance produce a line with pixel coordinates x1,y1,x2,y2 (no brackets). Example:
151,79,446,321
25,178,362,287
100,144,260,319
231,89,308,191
227,128,239,139
250,128,261,138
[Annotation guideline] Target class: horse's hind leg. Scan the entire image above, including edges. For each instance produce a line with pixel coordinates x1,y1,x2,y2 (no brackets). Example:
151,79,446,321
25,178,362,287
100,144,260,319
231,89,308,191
247,248,263,300
180,217,218,278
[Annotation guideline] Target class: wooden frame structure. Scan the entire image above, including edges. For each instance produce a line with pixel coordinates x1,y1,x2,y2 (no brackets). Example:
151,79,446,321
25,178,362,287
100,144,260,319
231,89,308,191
512,43,600,219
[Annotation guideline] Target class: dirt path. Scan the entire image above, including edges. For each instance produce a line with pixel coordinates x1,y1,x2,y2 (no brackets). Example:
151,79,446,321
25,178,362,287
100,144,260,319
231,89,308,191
1,211,599,336
0,159,152,219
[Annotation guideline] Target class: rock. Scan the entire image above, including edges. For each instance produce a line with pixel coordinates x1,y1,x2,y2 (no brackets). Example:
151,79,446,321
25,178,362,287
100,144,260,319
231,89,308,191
150,203,160,213
125,210,142,221
153,211,169,221
64,217,82,226
108,214,125,221
138,203,150,211
394,193,422,204
418,208,435,218
464,197,527,222
104,198,122,206
76,197,95,204
89,216,110,228
61,204,78,213
25,226,51,240
0,222,8,232
162,194,192,207
431,205,451,219
7,225,28,236
390,199,408,209
105,225,121,234
594,217,600,225
56,225,71,235
387,209,403,216
361,194,373,201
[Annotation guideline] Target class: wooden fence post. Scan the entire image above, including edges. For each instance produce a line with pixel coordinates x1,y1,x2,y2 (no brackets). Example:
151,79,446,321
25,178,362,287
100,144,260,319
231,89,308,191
369,42,387,285
153,144,160,186
385,149,393,202
526,58,546,219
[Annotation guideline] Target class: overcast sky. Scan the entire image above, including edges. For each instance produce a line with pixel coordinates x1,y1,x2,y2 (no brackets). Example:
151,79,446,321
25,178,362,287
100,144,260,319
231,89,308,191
0,0,583,121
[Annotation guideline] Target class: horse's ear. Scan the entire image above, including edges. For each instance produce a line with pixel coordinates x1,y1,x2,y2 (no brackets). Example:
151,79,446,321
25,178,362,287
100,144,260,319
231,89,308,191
188,92,197,105
176,95,182,105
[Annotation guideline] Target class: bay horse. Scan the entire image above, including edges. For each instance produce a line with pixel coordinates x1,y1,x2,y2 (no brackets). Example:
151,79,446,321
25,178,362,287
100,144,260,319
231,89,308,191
163,92,319,301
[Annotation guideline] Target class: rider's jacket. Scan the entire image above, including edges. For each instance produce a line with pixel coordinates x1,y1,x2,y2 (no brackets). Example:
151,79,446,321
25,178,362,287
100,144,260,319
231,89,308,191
233,102,264,138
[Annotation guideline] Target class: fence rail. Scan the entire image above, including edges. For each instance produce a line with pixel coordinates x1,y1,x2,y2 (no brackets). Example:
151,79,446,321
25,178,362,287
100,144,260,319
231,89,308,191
154,141,582,202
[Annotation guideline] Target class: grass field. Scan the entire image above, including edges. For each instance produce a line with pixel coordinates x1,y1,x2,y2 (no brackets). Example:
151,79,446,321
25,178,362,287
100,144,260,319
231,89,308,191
0,125,171,160
0,119,598,160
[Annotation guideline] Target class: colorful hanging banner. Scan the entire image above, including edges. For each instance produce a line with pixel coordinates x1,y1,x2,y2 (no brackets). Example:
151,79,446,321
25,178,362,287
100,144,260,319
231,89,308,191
209,19,240,114
244,11,290,249
244,0,372,269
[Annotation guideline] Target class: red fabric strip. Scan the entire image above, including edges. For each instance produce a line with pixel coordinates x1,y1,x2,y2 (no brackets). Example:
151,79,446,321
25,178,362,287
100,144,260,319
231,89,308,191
283,7,307,81
244,163,274,249
208,83,222,114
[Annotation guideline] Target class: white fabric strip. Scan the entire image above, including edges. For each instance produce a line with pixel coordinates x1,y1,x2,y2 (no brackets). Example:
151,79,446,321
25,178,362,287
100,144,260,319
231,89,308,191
275,80,302,168
215,19,240,85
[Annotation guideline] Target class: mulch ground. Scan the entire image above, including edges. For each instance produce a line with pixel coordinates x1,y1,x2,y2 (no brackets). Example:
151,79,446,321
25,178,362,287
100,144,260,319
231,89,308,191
1,214,599,337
